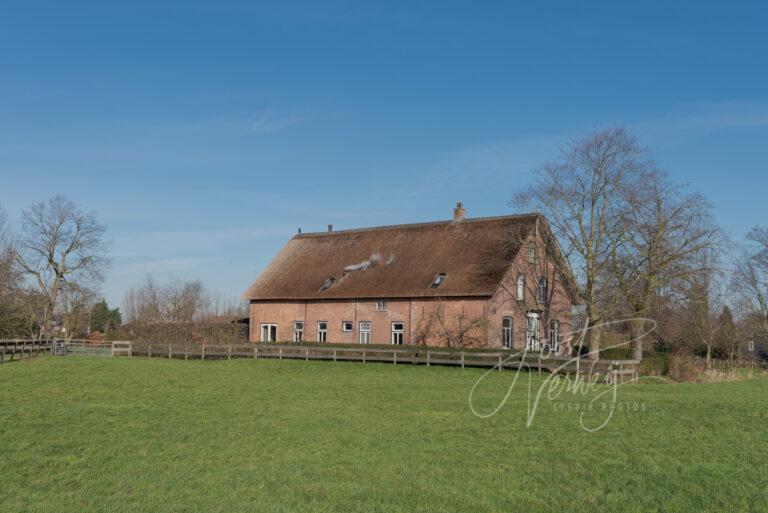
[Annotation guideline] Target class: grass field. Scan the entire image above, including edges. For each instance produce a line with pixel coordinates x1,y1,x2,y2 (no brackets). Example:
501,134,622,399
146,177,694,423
1,356,766,513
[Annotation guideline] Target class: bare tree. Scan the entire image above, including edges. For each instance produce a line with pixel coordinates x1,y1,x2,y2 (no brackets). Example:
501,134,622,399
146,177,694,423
514,127,649,359
414,301,490,348
609,171,721,360
14,196,110,337
733,227,768,340
685,250,725,368
123,275,213,323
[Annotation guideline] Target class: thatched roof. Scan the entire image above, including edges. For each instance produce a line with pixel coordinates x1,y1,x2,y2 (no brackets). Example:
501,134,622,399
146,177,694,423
242,214,540,300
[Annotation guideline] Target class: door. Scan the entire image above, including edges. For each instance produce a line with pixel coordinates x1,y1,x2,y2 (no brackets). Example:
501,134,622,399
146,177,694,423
260,324,277,343
526,313,540,351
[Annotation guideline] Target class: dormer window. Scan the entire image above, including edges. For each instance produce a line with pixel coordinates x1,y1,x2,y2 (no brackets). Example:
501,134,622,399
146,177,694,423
319,277,335,291
375,300,388,311
430,273,447,288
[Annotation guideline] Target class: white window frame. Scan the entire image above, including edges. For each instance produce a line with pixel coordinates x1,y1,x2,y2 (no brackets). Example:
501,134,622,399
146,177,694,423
528,243,537,264
516,274,525,301
501,317,513,349
359,321,371,344
538,277,548,304
317,321,328,342
293,321,304,342
548,319,560,352
375,300,388,311
391,322,404,345
526,313,540,351
260,323,277,343
341,321,353,332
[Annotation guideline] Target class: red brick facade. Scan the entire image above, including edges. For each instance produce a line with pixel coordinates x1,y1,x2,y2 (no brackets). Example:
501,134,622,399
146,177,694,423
248,227,574,351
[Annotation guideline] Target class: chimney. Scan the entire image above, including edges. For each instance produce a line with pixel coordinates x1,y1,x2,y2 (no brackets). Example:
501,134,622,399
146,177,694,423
328,224,333,232
453,202,466,222
297,228,302,234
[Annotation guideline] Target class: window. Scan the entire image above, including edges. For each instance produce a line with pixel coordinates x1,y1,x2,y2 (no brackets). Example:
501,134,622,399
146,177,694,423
502,317,513,349
516,274,525,300
293,321,304,342
528,243,537,264
748,340,755,352
317,321,328,342
548,320,560,352
391,322,404,345
375,300,388,311
430,273,447,288
537,277,548,304
319,277,335,291
359,321,371,344
260,324,277,343
342,321,353,332
526,313,540,351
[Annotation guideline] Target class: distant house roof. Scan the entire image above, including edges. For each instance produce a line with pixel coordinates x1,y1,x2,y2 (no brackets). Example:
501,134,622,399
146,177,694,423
242,214,541,301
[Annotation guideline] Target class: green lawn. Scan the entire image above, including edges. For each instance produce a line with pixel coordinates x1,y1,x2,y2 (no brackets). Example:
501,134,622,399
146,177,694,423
1,357,766,513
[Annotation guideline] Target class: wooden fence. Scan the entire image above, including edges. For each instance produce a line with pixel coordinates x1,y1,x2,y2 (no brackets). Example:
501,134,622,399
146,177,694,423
130,342,639,383
0,340,54,364
0,339,640,383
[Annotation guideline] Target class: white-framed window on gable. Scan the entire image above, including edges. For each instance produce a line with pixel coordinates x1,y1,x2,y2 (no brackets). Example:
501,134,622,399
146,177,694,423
501,317,513,349
528,243,537,264
391,322,404,345
359,321,371,344
293,321,304,342
342,321,353,332
516,274,525,300
538,277,548,304
317,321,328,342
260,324,277,343
376,300,388,311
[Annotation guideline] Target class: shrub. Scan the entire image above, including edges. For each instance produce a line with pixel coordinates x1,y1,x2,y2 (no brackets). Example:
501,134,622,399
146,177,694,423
667,349,702,382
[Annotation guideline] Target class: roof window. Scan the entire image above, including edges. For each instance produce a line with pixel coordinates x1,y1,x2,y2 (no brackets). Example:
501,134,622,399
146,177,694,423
319,277,335,291
430,273,447,288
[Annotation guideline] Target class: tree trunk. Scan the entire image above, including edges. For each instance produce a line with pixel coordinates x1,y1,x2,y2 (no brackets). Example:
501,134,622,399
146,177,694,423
705,346,712,369
629,318,644,361
587,323,601,360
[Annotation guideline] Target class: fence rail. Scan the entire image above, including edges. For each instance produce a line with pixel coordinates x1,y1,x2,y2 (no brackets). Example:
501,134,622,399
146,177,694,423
0,340,54,364
0,339,639,382
129,342,639,383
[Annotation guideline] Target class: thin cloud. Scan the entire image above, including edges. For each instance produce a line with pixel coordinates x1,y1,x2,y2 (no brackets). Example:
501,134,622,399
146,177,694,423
248,110,305,134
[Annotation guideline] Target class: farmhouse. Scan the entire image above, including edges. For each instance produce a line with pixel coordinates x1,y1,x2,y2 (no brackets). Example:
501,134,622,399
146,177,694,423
242,203,576,351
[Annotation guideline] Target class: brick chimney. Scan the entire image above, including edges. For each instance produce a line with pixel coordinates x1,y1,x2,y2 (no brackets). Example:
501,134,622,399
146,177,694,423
328,224,333,232
453,202,466,222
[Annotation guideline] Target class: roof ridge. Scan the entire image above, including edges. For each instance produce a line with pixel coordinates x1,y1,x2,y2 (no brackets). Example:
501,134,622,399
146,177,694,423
295,212,539,237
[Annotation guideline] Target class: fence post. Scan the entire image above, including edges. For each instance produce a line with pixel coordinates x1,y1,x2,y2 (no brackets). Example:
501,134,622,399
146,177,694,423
427,350,430,367
168,344,172,359
149,344,152,358
461,352,465,369
185,345,189,360
201,345,205,361
363,350,366,363
498,354,502,372
305,348,308,361
255,346,258,359
279,348,282,360
1,346,4,364
394,351,397,365
228,345,232,360
333,350,336,362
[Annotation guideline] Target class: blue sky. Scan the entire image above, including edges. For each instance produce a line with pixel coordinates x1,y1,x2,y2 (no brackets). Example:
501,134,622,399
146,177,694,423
1,0,767,308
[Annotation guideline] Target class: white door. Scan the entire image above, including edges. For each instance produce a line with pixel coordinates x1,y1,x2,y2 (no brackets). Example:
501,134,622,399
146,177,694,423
260,324,277,343
526,313,540,351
